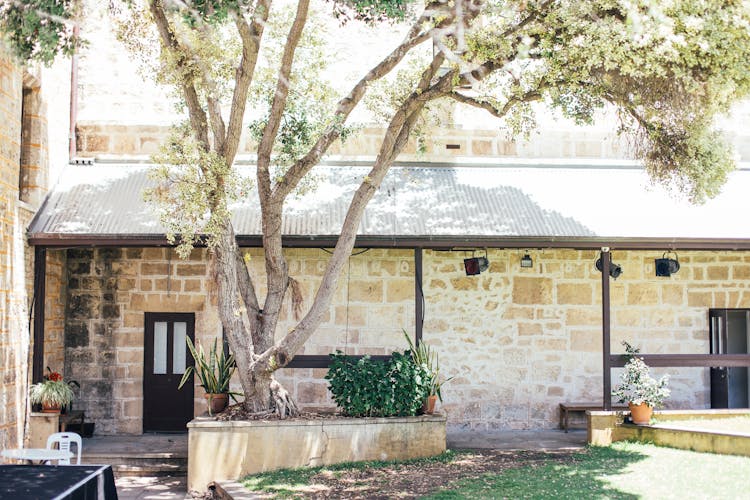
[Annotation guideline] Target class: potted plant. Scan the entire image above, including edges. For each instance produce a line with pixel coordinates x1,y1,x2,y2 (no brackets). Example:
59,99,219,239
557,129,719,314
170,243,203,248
178,338,239,415
612,342,670,425
403,331,453,414
29,368,79,414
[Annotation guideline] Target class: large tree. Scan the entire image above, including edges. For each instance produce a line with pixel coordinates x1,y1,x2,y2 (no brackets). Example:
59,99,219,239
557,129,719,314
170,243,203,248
4,0,750,416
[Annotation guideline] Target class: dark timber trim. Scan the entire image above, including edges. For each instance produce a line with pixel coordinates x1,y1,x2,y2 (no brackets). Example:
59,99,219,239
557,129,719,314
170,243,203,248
32,246,46,384
609,354,750,367
415,248,423,345
285,354,391,369
26,234,750,251
601,249,612,411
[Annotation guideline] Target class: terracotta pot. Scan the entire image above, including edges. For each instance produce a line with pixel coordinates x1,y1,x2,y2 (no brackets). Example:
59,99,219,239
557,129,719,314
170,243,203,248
424,395,438,415
628,402,653,425
41,402,61,414
204,393,229,415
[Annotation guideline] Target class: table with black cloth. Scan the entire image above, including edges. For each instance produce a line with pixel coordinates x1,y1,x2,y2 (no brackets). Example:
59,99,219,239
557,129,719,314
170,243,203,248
0,464,118,500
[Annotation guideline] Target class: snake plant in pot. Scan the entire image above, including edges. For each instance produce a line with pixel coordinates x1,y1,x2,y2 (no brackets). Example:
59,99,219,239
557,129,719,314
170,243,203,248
403,330,453,414
178,338,239,415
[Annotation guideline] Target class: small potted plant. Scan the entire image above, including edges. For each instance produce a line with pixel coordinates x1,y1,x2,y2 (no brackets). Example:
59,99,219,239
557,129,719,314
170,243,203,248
29,368,79,414
403,330,453,414
178,338,239,415
612,342,670,425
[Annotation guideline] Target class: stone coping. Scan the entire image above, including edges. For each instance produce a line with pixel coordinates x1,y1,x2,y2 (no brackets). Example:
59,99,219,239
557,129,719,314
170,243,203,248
188,413,447,428
587,408,750,418
626,422,750,437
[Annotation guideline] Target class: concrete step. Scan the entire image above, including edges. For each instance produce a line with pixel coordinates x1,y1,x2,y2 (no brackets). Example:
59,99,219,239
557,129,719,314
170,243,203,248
83,452,187,477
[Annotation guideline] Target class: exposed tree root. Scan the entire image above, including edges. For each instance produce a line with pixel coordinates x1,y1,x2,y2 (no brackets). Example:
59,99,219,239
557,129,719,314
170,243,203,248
271,379,299,419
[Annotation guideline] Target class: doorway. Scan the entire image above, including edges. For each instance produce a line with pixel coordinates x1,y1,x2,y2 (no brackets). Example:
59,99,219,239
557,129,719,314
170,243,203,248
143,313,195,432
709,309,750,408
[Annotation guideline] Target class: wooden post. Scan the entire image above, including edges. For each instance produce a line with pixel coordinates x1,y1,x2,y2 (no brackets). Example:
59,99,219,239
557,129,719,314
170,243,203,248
601,247,612,411
32,246,46,384
415,248,423,345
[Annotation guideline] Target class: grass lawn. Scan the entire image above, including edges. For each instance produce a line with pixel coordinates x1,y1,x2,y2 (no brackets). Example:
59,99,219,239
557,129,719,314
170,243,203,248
427,442,750,499
654,416,750,434
241,442,750,499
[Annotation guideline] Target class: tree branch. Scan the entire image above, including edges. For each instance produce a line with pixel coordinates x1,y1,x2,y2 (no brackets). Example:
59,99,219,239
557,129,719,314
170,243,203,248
270,2,448,203
259,58,449,368
256,0,309,202
253,0,310,350
149,0,209,151
448,88,545,120
235,249,266,349
222,0,271,163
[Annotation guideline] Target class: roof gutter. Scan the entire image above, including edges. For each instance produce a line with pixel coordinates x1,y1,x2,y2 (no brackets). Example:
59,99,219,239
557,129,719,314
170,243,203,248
26,233,750,251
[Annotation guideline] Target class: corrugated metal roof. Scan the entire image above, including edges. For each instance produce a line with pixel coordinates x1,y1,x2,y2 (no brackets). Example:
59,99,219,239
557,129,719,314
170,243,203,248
27,162,750,244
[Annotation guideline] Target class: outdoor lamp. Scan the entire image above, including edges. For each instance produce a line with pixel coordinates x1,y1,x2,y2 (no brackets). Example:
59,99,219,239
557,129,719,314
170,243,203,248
655,251,680,277
464,256,489,276
520,253,533,268
596,257,623,279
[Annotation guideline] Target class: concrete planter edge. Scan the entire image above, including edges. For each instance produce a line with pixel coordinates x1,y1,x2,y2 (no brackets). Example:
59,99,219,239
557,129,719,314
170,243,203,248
187,413,447,492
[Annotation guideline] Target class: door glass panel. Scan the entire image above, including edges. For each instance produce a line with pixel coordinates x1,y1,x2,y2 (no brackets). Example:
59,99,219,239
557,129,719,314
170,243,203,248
153,322,167,374
173,322,187,374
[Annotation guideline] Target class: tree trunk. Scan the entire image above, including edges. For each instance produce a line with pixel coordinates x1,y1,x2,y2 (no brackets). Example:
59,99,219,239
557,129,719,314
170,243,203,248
212,217,298,417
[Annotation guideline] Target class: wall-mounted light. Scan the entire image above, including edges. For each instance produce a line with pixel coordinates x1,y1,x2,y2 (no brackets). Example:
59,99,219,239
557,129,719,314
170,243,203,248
655,251,680,277
464,250,490,276
596,256,623,279
520,253,533,268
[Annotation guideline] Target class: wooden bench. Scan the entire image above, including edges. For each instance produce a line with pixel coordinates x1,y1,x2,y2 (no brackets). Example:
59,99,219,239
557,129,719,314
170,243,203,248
559,403,628,432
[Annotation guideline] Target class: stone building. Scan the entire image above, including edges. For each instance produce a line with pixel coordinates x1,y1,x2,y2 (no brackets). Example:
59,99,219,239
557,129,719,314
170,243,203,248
27,161,750,433
0,45,70,449
7,2,750,438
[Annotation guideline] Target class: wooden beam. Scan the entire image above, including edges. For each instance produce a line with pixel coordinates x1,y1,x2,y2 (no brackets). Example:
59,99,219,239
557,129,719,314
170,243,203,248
601,248,611,411
285,354,391,369
609,354,750,367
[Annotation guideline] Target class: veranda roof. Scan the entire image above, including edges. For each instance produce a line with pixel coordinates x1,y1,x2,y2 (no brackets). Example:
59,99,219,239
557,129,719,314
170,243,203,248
27,161,750,249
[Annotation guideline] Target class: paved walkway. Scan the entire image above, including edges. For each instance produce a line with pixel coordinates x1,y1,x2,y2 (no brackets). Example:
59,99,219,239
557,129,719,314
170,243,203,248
111,429,587,499
448,429,587,451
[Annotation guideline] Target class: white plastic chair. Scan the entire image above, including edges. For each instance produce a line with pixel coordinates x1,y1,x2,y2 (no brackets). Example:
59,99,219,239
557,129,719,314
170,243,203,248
46,432,82,465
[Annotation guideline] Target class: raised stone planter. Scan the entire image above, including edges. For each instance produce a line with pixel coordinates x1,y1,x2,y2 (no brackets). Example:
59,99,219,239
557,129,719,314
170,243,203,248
587,408,750,456
187,413,447,492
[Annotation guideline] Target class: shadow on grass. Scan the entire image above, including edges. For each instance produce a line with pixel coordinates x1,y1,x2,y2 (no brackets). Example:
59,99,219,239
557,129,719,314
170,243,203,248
241,450,461,498
425,446,647,499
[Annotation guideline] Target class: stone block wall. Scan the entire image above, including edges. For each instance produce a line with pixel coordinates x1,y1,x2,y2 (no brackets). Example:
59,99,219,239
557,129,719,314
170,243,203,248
0,46,59,448
44,250,67,374
422,249,750,430
61,246,415,433
0,49,29,450
57,245,750,433
63,247,217,434
76,122,638,164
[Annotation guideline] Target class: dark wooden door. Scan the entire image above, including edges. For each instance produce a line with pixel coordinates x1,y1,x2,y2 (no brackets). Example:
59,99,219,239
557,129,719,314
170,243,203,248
143,313,195,432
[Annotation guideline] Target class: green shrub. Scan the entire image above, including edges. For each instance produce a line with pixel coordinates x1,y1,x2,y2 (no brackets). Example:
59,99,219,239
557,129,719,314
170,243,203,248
325,351,430,417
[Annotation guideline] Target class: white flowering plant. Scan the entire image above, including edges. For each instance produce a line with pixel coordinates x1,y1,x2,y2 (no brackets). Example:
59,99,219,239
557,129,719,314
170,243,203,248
612,342,670,408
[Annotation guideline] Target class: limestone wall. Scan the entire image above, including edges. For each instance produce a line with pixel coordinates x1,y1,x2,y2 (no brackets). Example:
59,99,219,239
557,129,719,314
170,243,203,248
58,246,750,433
422,249,750,430
0,49,63,448
75,121,639,164
0,50,28,450
61,247,414,433
44,250,67,374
